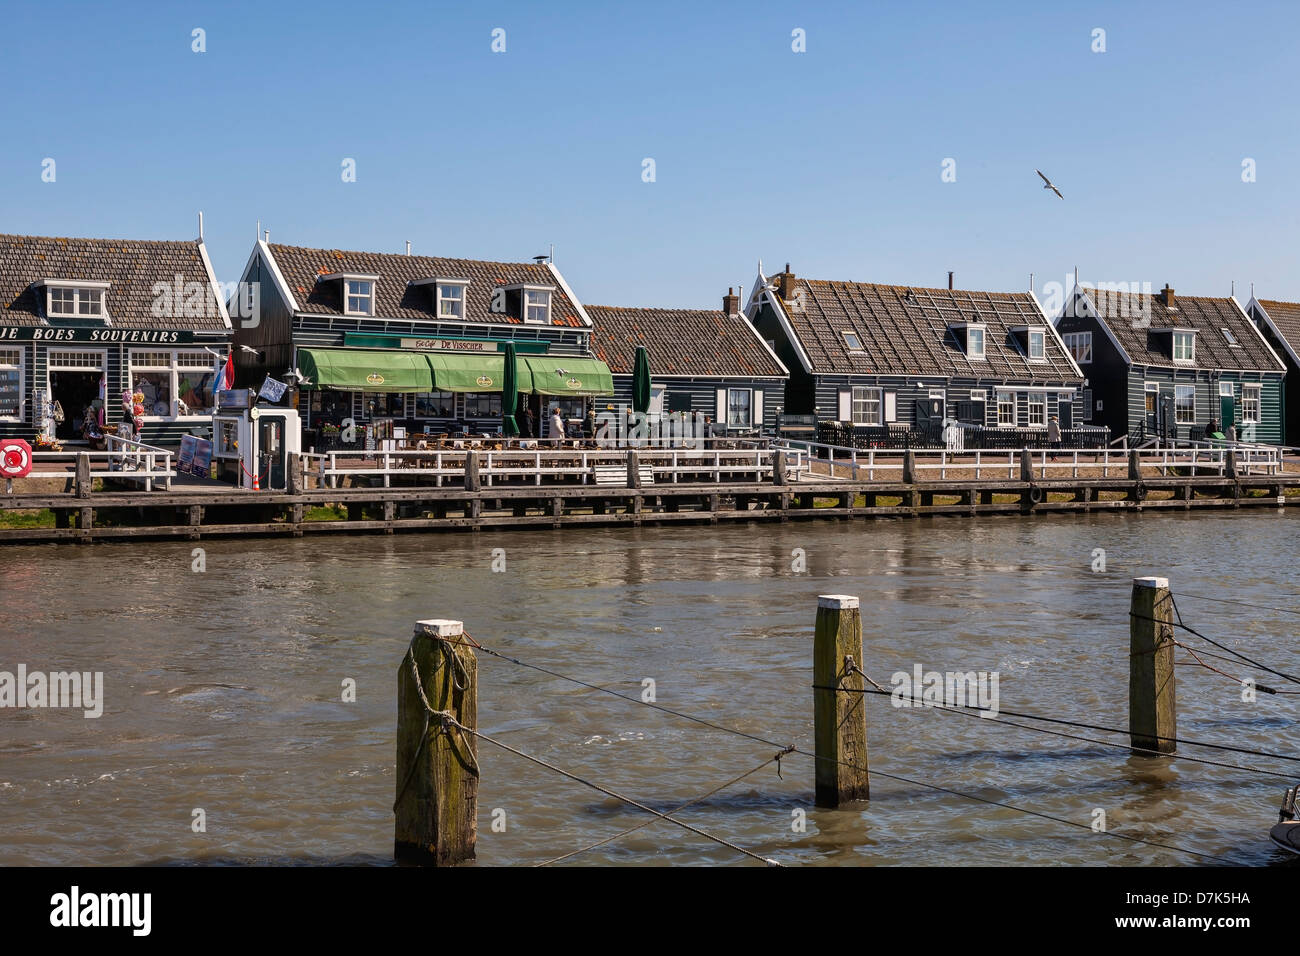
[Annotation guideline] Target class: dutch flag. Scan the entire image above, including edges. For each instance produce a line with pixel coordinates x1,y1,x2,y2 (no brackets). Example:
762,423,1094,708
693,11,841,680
214,351,233,392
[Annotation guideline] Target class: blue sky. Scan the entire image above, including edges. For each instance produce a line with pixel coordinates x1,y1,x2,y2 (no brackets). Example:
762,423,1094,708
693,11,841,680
2,0,1297,309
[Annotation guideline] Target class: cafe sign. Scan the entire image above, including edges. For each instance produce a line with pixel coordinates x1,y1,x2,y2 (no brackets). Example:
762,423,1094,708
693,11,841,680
366,373,386,386
401,338,500,353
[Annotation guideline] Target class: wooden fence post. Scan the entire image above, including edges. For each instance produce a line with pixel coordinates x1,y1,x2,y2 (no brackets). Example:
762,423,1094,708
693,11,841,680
1019,447,1034,483
463,451,480,492
1129,577,1176,755
74,453,91,499
902,449,916,484
772,449,788,486
395,618,478,865
626,447,641,489
814,594,869,806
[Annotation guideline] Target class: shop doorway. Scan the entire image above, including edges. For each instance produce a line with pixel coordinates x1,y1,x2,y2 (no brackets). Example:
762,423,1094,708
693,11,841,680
49,371,102,442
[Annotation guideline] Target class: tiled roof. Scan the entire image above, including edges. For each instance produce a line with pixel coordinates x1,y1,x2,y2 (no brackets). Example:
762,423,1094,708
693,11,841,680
772,276,1081,381
1078,287,1283,373
0,233,229,331
1254,299,1300,366
266,243,588,327
587,305,787,378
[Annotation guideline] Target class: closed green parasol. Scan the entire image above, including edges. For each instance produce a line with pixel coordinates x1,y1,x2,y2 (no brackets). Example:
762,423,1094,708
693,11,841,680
502,342,520,436
632,345,651,414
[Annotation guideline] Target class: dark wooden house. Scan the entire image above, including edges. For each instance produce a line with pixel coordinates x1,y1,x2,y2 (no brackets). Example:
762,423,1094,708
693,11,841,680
0,233,232,446
586,290,788,435
1055,284,1286,444
230,241,615,439
747,264,1085,447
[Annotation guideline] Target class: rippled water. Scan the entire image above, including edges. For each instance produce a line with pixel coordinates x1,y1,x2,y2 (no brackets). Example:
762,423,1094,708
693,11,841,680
2,511,1298,866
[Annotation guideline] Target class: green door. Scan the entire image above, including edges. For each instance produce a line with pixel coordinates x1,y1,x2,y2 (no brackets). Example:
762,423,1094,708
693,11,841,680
1220,392,1235,430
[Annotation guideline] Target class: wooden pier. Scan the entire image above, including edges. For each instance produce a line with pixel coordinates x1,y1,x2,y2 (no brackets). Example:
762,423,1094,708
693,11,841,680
2,458,1297,543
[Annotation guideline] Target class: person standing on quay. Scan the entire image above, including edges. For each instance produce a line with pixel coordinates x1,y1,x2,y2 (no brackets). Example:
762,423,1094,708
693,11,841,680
520,405,534,438
549,405,565,441
1047,414,1062,461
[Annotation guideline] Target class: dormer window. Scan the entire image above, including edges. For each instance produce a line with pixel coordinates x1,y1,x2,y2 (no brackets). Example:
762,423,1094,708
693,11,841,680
345,280,373,316
321,272,379,316
39,279,110,321
524,288,550,324
949,322,986,360
436,281,468,319
1172,330,1196,363
842,331,864,352
1027,328,1045,361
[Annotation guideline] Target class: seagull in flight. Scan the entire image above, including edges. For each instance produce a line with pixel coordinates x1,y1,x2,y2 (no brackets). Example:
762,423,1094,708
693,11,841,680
1036,169,1064,199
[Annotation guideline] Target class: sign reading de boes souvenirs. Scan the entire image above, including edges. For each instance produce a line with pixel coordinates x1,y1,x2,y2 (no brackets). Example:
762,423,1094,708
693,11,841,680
0,327,201,342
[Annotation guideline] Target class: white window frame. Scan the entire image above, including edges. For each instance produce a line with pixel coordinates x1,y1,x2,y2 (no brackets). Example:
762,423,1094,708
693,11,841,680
1144,381,1160,415
727,387,753,428
42,279,111,321
970,389,987,402
1027,391,1047,427
1219,381,1234,397
0,347,25,422
966,325,985,360
128,348,219,419
842,331,864,352
1242,383,1261,424
851,386,881,426
1063,331,1092,364
1027,328,1046,362
996,389,1016,427
523,288,551,324
1172,331,1195,364
1221,327,1239,347
344,279,375,317
436,282,467,320
1174,384,1196,424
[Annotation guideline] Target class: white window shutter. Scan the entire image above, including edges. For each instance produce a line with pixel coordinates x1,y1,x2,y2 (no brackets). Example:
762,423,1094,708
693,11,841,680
715,388,727,421
884,391,897,423
838,389,852,422
753,390,763,428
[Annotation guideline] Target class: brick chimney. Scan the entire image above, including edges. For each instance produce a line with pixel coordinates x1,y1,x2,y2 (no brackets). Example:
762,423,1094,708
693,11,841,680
722,287,740,316
1160,284,1175,307
777,263,796,300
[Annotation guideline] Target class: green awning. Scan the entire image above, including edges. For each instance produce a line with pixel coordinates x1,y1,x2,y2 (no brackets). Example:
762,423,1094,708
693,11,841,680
522,356,615,396
425,353,536,394
298,348,434,392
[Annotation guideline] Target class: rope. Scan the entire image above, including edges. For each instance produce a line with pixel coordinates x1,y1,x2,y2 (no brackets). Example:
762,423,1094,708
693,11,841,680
443,714,782,867
535,747,793,867
829,670,1293,781
819,681,1300,768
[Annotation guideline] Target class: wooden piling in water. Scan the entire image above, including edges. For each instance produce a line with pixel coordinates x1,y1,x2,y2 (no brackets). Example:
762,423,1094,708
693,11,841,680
813,594,869,806
1129,577,1176,755
395,618,479,865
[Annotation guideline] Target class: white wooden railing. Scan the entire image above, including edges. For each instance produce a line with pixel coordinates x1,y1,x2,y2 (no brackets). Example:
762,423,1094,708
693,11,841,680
774,438,1283,481
24,436,175,491
301,445,804,489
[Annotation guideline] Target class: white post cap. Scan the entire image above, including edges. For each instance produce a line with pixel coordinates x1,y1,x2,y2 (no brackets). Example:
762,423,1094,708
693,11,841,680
817,595,860,610
1133,576,1169,589
415,619,464,637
